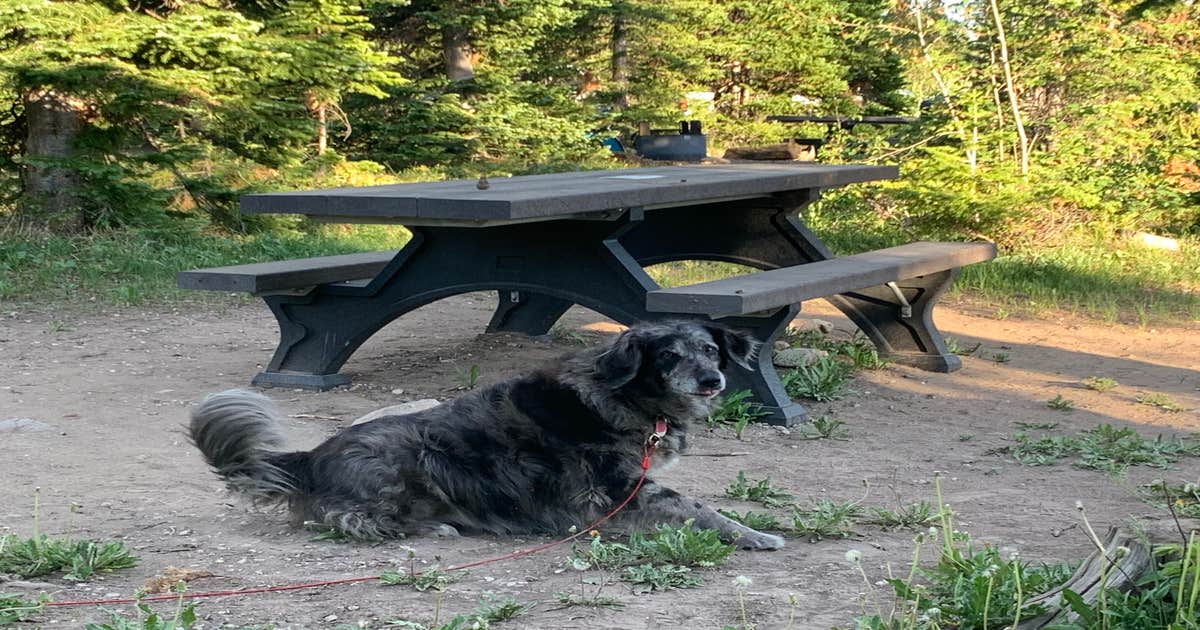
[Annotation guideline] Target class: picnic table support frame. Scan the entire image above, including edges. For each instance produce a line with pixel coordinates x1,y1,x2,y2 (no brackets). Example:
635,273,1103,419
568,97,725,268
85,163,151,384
488,190,961,374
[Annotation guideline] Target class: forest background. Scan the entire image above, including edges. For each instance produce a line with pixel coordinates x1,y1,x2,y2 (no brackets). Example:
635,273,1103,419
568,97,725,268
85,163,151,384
1,0,1197,320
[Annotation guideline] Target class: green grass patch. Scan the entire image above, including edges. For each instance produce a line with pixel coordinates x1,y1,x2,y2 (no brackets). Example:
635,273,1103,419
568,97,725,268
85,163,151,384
717,509,784,531
1083,376,1119,392
724,471,795,508
706,389,769,439
568,522,734,593
789,498,862,541
991,424,1200,473
379,566,465,592
865,501,942,531
0,533,139,580
0,225,409,306
781,354,855,401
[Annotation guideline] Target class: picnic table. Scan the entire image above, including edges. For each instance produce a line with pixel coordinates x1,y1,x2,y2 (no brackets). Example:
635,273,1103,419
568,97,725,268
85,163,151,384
178,164,995,425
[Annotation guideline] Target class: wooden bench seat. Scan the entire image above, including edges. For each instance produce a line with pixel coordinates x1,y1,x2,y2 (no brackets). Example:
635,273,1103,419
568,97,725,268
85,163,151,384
177,250,399,295
646,241,996,317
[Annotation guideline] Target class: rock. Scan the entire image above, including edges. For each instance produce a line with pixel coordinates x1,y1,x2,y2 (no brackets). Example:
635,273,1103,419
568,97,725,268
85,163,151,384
773,347,828,368
791,318,835,334
352,399,441,425
0,418,53,433
773,340,790,352
1132,232,1180,251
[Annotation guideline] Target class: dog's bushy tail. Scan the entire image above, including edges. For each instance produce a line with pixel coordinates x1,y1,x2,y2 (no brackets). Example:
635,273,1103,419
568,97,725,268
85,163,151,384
189,389,304,501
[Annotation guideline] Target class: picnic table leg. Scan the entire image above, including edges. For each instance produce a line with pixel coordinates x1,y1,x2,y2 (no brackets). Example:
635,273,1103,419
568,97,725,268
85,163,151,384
716,306,807,426
621,192,962,373
486,291,573,336
250,219,656,389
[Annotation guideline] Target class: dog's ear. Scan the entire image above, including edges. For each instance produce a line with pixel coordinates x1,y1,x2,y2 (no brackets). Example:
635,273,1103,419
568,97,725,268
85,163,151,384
595,329,644,389
704,322,759,370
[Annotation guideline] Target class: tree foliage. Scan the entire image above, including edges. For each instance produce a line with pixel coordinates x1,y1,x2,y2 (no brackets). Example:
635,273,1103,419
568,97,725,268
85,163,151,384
0,0,1195,242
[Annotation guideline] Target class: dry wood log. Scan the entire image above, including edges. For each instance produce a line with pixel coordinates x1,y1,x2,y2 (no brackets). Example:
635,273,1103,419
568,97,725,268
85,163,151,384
722,141,814,161
1017,527,1155,629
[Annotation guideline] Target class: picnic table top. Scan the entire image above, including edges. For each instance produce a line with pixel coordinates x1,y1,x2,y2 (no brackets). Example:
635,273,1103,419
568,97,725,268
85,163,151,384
241,163,897,225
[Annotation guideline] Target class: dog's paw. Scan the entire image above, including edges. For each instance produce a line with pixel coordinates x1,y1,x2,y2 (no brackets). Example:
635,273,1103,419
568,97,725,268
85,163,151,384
739,532,786,551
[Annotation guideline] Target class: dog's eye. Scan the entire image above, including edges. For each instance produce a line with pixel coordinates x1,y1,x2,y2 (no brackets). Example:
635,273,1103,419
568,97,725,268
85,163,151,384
658,349,679,361
704,345,719,357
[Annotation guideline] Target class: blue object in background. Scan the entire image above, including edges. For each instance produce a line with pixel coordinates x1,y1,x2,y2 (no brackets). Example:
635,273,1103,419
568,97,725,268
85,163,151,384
601,137,625,153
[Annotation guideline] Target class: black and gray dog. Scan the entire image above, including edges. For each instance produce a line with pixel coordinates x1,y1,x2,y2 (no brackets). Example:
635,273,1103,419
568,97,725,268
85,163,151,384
190,320,784,550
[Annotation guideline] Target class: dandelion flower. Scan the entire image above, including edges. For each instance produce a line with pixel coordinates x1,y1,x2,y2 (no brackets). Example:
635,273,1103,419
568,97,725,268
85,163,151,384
844,549,862,564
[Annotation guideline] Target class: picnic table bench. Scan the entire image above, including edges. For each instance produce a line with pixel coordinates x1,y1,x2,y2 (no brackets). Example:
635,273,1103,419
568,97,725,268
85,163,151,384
177,164,995,425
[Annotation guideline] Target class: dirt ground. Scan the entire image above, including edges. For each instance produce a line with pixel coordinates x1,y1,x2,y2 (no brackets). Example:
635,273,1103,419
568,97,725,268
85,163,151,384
2,294,1198,629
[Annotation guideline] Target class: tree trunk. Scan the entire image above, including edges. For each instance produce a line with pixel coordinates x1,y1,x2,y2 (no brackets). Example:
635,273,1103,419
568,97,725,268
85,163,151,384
989,0,1030,175
19,89,87,233
610,4,630,111
442,26,475,82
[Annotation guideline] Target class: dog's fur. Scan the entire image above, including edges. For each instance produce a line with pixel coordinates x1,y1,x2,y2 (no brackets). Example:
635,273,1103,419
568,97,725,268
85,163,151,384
189,321,784,550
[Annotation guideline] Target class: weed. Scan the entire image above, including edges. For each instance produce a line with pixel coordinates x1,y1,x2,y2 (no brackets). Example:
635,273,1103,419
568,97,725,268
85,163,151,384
1082,376,1119,392
1046,394,1076,411
943,336,980,356
626,522,735,567
1141,479,1200,519
990,351,1010,363
1073,424,1200,473
0,593,45,625
798,415,849,440
790,499,862,540
549,325,589,345
994,425,1200,473
46,320,72,332
454,364,480,390
832,337,889,370
1014,421,1059,430
992,432,1077,466
707,390,770,439
554,590,623,609
621,564,701,592
305,522,369,543
554,573,624,609
866,501,941,531
0,534,139,580
718,509,784,531
781,355,854,401
379,567,465,592
388,594,531,629
1137,393,1185,412
851,479,1074,629
724,472,794,508
84,602,198,630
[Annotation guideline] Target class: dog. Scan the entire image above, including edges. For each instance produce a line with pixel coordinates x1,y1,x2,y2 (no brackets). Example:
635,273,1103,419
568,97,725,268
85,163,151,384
189,320,785,550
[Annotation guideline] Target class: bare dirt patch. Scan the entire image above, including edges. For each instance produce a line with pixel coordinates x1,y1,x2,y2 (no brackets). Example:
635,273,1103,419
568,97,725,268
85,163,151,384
2,295,1198,628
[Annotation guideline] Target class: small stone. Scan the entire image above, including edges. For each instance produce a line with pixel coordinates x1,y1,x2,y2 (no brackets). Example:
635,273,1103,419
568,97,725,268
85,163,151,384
352,399,442,425
773,347,829,368
391,388,405,395
773,340,790,352
792,318,835,334
324,614,338,622
0,418,53,433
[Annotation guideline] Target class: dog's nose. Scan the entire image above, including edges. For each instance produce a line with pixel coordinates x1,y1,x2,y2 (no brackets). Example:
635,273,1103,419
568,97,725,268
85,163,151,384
698,372,724,391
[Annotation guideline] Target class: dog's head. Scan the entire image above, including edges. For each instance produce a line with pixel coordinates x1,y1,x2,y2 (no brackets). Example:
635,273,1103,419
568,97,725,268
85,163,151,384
594,320,758,415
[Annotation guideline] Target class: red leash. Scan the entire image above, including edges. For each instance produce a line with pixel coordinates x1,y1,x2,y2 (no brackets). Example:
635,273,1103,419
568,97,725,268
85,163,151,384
43,420,668,609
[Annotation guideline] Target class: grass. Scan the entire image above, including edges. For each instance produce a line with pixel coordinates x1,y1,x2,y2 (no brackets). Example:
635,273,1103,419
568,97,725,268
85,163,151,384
706,389,770,439
717,509,784,531
568,522,735,592
1046,394,1076,411
781,354,855,401
790,499,862,540
992,424,1200,473
865,501,942,531
1138,393,1186,412
1083,376,1120,392
454,364,480,390
0,225,409,306
798,415,849,440
0,533,139,581
0,593,45,625
724,471,795,508
379,566,466,592
1141,479,1200,519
